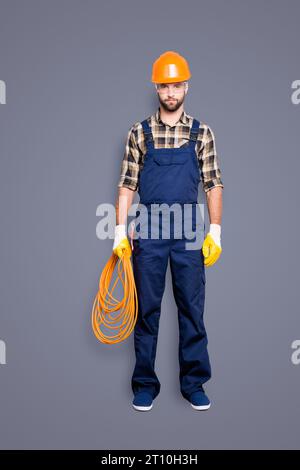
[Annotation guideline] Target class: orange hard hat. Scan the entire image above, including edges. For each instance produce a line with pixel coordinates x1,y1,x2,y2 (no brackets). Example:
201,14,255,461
151,51,191,84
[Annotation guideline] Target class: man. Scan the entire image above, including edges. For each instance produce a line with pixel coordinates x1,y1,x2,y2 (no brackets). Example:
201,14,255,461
113,51,223,411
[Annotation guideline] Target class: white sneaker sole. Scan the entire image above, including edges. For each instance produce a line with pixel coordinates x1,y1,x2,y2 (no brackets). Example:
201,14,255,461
132,403,153,411
190,402,211,411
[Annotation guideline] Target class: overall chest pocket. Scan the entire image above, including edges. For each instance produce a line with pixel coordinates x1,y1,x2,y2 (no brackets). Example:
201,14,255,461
153,153,188,166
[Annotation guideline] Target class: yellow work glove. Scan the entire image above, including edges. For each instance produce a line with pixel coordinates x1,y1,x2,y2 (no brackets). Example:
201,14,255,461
202,223,222,267
113,224,132,259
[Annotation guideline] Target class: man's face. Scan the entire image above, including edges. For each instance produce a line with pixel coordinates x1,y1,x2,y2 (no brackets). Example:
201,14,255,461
156,81,188,112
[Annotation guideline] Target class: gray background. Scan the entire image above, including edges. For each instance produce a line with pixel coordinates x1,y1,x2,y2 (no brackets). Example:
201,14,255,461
0,0,299,450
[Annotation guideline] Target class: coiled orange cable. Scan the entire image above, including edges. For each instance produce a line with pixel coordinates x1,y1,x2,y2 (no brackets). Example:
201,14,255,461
91,252,138,344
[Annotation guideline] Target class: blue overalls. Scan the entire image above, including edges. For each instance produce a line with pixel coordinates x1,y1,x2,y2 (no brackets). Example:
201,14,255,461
131,117,211,402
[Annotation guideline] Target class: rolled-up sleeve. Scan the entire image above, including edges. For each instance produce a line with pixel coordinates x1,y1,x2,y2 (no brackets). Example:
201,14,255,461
200,125,224,193
118,126,141,191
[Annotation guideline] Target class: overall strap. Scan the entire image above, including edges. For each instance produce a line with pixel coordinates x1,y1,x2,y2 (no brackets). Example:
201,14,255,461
189,118,201,146
141,119,155,150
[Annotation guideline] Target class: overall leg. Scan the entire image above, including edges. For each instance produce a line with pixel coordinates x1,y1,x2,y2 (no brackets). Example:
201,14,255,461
131,237,170,399
170,237,211,401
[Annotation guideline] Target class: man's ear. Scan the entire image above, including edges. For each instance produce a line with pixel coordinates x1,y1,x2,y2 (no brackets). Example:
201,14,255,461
185,82,189,94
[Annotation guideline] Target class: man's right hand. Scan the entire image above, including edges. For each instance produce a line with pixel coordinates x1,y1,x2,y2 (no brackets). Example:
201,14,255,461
113,224,132,259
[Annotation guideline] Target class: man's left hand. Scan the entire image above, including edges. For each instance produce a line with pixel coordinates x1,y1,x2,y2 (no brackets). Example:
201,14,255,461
202,224,222,267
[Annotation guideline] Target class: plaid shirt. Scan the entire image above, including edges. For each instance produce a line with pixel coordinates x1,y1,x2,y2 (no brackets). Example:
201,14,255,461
118,108,224,193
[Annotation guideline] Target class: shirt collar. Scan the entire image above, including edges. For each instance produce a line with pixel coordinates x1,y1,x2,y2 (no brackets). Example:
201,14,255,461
155,107,190,126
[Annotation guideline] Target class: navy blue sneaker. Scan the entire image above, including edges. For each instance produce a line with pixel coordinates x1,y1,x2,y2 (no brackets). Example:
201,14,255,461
189,390,211,410
132,392,153,411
